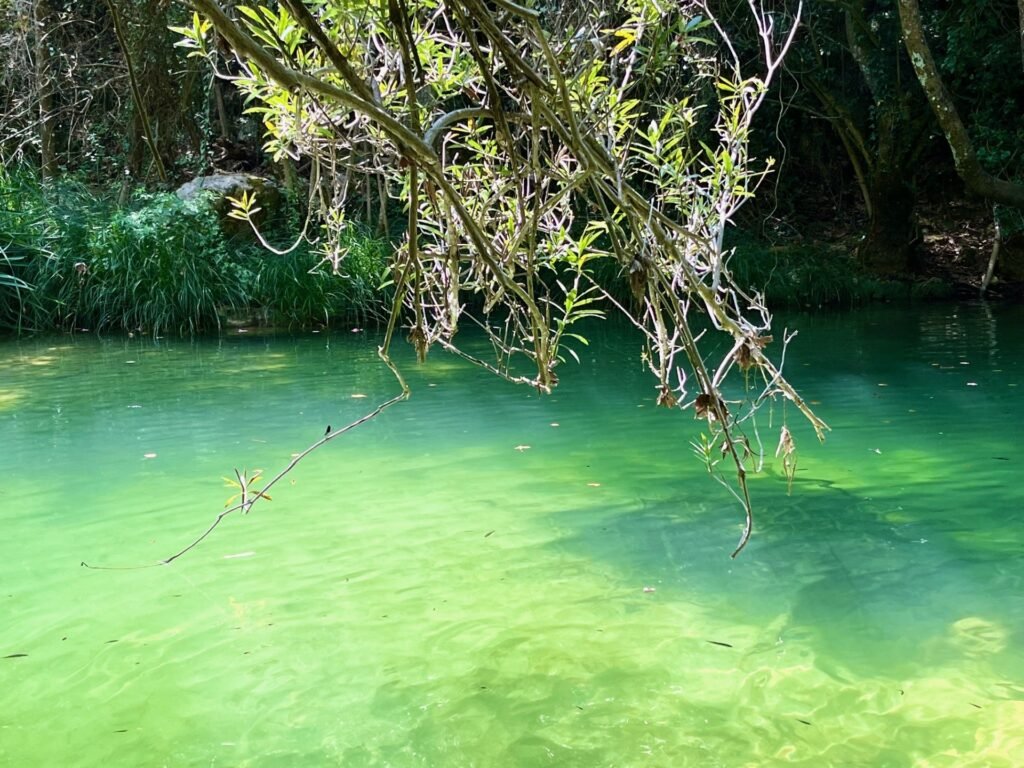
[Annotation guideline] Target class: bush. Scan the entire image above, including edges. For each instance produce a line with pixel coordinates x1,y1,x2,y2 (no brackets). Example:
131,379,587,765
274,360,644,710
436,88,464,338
0,168,392,334
73,192,250,334
725,233,952,307
251,226,390,329
0,167,58,331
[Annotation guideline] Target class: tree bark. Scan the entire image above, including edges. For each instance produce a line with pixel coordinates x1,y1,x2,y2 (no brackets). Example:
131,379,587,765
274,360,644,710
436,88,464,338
897,0,1024,210
213,79,232,141
980,209,1000,295
211,31,233,141
860,169,917,275
34,0,56,180
815,1,929,275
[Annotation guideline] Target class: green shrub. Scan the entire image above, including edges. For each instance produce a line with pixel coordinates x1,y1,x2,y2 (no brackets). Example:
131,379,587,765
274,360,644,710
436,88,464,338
72,193,251,334
250,226,389,328
0,167,392,334
727,233,907,308
0,168,54,331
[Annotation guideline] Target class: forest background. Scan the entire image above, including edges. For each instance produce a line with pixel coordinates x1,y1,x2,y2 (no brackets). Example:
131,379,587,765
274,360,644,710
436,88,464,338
2,0,1024,336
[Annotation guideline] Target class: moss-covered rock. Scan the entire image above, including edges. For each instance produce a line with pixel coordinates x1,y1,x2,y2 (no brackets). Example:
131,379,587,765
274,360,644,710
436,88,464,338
175,173,281,239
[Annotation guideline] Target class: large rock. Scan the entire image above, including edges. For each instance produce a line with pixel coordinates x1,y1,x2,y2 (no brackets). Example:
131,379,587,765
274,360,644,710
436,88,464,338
176,173,282,238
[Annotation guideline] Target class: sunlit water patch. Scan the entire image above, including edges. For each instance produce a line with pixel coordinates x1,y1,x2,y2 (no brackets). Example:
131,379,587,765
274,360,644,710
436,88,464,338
1,303,1022,766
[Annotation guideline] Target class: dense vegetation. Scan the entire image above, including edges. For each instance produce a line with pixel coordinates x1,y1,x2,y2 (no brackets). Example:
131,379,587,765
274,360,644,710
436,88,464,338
5,0,1022,550
0,166,389,333
2,0,1023,333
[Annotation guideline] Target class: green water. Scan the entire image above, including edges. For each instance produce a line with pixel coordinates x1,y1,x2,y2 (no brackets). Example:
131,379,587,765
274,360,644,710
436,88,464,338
1,303,1022,767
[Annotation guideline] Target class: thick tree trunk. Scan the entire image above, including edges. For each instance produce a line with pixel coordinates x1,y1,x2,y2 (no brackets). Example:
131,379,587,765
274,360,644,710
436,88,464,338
857,103,920,276
860,170,916,275
34,0,56,180
897,0,1024,210
830,1,928,276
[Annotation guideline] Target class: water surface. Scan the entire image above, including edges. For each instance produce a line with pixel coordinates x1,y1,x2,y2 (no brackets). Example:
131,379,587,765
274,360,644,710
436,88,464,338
1,303,1022,766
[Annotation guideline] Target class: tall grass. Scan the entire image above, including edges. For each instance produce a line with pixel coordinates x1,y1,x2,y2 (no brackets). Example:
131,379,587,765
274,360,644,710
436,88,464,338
74,194,249,334
726,235,954,307
0,168,391,334
252,226,390,328
0,168,52,330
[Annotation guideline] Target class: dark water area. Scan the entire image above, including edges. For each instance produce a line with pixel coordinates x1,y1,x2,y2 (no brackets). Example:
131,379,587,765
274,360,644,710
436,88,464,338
1,303,1022,766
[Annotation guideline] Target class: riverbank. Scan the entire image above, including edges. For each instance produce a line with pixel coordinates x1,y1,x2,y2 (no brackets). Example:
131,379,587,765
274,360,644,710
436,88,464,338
5,169,1022,337
731,197,1024,307
0,169,390,335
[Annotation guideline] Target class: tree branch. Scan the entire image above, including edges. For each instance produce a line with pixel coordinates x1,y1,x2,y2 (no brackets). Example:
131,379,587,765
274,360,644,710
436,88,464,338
104,0,167,182
897,0,1024,209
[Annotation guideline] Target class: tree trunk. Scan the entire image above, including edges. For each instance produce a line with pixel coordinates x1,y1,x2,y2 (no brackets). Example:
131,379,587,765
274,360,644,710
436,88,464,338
126,111,145,178
34,0,56,180
1019,0,1024,72
980,209,1001,295
104,0,167,182
858,102,920,276
828,1,929,276
213,79,232,141
897,0,1024,210
211,32,233,141
860,170,917,275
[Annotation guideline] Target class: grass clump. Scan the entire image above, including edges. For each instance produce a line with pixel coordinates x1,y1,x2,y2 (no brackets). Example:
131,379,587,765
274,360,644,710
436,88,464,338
0,168,56,329
727,234,954,308
71,192,249,334
0,167,390,335
251,225,390,329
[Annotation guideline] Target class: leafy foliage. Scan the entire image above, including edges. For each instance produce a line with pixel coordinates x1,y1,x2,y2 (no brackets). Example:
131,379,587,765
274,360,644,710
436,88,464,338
186,0,827,553
935,0,1024,181
0,168,388,333
75,193,245,334
251,223,389,328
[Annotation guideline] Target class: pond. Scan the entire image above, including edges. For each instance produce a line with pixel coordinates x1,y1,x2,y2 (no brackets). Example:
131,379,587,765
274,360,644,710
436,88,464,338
1,302,1022,766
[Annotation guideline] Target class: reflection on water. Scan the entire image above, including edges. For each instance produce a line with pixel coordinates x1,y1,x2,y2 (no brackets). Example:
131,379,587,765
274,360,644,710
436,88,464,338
1,303,1023,766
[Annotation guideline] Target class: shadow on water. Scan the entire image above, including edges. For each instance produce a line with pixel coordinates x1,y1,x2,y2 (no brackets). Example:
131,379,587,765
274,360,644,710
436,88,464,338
540,478,1024,750
543,302,1024,684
